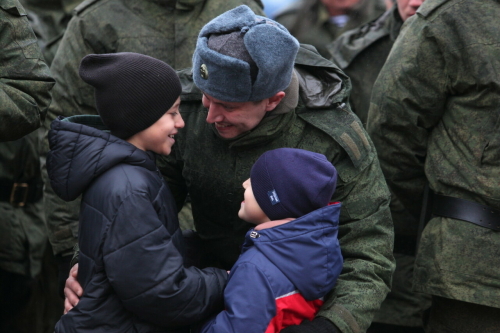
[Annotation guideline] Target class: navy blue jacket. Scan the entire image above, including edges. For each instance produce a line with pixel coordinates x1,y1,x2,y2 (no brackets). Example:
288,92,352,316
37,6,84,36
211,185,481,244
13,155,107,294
198,203,343,333
47,116,227,333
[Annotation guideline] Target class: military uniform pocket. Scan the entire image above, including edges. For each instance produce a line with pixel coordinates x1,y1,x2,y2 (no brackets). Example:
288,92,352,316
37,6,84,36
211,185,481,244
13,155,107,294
0,3,41,62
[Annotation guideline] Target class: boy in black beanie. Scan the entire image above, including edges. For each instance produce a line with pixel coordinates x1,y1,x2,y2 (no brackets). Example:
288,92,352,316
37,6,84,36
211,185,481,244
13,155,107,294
198,148,344,333
47,52,227,332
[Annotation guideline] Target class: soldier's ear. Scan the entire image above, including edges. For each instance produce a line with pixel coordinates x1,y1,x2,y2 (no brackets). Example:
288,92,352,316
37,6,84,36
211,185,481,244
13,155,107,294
265,91,286,112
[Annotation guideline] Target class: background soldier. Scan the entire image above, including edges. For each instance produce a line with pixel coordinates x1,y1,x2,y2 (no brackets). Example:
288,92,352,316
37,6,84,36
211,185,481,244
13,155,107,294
274,0,388,58
328,0,423,126
368,0,500,331
329,2,429,332
1,1,57,332
20,0,82,65
1,0,54,141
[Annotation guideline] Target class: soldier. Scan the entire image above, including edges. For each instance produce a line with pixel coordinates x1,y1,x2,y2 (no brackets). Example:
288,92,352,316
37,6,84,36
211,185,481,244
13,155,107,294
329,2,429,332
1,2,59,332
65,5,394,332
1,0,54,142
20,0,82,65
274,0,388,58
328,0,424,125
40,0,265,296
368,0,500,331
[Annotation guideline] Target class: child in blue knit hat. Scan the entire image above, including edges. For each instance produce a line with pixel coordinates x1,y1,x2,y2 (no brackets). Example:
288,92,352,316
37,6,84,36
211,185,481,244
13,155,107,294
198,148,343,333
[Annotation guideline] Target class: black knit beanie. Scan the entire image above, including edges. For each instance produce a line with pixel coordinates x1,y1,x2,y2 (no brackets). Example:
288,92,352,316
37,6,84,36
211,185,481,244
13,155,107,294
79,52,182,139
250,148,337,221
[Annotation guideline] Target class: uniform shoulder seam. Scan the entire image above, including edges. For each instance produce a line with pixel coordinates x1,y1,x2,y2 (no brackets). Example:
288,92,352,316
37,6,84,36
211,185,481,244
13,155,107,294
417,0,450,18
74,0,101,15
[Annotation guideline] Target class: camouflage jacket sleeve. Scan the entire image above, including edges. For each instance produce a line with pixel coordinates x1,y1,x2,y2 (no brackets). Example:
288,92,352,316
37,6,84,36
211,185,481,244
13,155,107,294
366,11,447,219
318,139,394,333
0,0,55,142
41,13,96,256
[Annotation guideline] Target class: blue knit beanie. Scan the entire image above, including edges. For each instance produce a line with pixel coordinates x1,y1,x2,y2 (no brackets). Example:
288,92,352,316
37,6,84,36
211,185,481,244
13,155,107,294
192,5,299,102
250,148,338,221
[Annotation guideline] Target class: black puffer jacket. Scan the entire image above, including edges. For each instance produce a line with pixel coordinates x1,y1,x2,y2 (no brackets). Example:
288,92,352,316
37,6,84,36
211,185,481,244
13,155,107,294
47,115,227,333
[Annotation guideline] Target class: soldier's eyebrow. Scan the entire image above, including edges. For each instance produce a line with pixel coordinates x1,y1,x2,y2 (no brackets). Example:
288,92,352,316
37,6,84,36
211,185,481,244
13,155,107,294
205,95,237,109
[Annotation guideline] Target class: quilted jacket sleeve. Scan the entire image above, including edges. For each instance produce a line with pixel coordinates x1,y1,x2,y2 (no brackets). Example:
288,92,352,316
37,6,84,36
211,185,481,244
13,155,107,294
103,191,227,326
198,262,276,333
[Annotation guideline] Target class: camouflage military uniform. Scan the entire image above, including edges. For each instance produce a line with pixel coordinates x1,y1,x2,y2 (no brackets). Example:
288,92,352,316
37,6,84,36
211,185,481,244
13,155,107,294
0,0,54,142
158,45,395,333
41,0,265,261
328,6,402,125
20,0,82,65
330,6,430,330
274,0,387,58
368,0,500,330
0,129,47,332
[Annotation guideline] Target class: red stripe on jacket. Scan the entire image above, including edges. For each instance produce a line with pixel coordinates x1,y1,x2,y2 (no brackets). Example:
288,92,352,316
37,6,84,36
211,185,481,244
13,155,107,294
265,291,323,333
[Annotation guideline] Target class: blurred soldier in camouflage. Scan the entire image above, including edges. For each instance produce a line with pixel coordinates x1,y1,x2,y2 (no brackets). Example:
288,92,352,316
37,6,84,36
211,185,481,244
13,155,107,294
328,0,423,125
329,1,429,332
274,0,388,58
1,0,54,141
40,0,265,296
368,0,500,332
1,1,55,332
20,0,82,65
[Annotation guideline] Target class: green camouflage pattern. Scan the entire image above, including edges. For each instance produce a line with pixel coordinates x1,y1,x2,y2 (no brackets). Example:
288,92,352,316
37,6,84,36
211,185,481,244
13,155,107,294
0,0,55,142
328,6,402,126
19,0,82,65
368,0,500,308
41,0,265,256
0,129,46,278
157,46,395,333
275,0,387,58
330,6,431,327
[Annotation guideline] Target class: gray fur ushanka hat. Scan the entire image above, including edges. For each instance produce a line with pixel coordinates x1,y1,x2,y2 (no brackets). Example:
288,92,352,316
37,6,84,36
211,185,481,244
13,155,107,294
192,5,299,102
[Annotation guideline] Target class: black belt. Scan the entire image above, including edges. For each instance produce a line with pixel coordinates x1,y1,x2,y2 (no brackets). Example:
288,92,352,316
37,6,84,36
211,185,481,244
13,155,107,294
432,194,500,231
0,180,43,207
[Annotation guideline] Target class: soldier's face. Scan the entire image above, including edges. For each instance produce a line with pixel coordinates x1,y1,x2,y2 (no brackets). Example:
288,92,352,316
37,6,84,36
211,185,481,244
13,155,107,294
202,92,283,139
397,0,424,21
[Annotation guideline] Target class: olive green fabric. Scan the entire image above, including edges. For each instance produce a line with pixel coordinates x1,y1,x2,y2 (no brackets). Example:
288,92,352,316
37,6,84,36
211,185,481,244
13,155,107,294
275,0,387,58
368,0,500,309
41,0,265,257
157,46,394,333
328,6,402,126
0,130,46,278
19,0,82,65
330,7,431,328
0,0,55,142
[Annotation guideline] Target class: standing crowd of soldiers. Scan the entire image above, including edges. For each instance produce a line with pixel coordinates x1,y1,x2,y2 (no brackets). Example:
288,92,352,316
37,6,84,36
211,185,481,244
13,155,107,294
1,0,499,332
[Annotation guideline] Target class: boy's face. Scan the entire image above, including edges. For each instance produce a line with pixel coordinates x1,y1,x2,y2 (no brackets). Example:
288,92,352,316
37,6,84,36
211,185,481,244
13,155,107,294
127,97,184,155
238,178,270,224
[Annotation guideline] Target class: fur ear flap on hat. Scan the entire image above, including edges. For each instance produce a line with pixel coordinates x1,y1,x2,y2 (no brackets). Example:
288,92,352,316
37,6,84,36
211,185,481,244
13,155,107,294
192,5,299,102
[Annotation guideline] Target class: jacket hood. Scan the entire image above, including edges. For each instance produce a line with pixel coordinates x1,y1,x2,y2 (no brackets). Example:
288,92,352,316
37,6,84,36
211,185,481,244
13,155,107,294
47,115,157,201
242,203,343,300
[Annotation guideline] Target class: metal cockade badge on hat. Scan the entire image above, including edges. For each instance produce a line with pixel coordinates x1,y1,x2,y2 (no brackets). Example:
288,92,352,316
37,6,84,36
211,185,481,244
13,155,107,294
200,64,209,79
